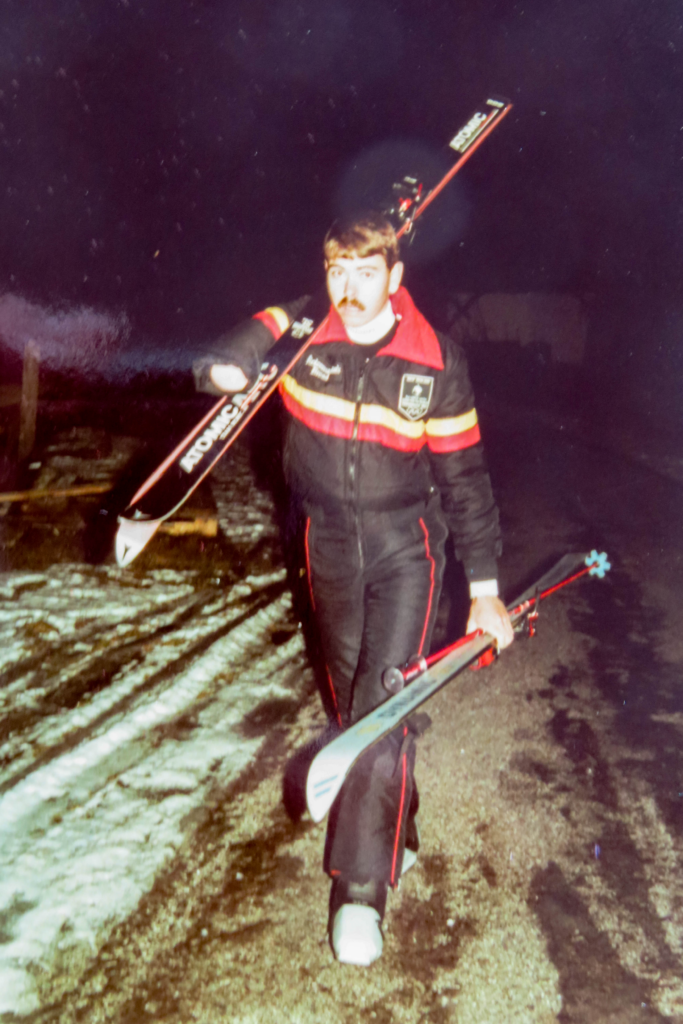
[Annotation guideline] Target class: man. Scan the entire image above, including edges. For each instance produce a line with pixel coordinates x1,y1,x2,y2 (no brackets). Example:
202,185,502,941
194,212,513,966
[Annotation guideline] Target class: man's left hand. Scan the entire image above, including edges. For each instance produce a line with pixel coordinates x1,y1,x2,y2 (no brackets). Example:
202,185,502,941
467,596,515,650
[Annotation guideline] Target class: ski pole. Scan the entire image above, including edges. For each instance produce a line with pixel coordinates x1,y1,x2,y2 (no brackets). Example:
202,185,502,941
382,550,611,695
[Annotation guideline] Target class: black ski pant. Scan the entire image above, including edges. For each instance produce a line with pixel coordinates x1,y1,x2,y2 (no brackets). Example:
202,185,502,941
304,498,447,888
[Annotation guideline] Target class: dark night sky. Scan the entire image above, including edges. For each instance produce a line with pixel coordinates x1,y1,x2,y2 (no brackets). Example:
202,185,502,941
0,0,682,415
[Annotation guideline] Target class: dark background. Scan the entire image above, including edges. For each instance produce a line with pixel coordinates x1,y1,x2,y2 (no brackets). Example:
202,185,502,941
0,0,682,424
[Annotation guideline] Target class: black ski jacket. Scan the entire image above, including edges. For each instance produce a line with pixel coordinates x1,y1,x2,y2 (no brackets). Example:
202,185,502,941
194,288,501,582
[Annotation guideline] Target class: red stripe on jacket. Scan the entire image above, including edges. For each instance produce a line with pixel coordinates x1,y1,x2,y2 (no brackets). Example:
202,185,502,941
427,424,481,452
253,310,286,340
282,386,482,454
280,387,354,440
282,388,427,451
357,422,424,452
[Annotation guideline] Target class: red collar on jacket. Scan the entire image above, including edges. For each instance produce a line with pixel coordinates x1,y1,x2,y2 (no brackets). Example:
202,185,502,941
311,286,445,371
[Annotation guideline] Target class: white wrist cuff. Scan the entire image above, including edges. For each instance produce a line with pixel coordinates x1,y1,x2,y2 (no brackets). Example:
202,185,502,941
469,579,499,598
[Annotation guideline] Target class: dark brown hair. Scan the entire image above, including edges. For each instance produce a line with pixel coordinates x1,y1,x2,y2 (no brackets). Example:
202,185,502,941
323,213,400,269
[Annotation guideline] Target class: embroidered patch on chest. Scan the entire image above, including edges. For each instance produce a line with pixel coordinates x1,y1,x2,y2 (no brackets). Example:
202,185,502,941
305,354,342,383
398,373,434,420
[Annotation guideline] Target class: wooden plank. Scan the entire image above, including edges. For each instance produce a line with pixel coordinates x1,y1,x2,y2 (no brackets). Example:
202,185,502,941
0,484,112,503
0,483,219,544
18,340,40,461
158,518,218,537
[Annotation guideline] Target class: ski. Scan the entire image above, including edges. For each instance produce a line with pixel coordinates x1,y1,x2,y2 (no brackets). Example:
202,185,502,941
115,288,329,566
115,97,513,567
305,550,611,823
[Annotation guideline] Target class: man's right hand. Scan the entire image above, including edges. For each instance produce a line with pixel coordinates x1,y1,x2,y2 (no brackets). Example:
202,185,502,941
209,364,249,392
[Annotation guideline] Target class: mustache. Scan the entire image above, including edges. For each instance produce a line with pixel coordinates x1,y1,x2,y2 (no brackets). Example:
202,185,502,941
337,297,365,311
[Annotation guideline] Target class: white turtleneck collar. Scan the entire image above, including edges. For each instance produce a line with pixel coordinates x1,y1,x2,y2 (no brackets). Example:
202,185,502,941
345,300,397,344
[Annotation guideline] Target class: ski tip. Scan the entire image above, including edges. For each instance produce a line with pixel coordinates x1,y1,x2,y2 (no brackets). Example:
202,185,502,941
306,753,346,824
115,517,161,567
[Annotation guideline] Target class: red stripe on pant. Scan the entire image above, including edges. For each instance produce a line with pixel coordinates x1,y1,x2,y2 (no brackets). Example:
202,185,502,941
390,728,409,885
417,517,436,656
304,516,341,726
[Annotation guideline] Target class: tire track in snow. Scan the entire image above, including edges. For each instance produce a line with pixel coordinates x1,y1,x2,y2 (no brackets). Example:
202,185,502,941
0,569,307,1016
0,573,198,689
0,588,298,833
0,577,287,792
0,430,302,1016
579,749,683,1018
527,640,683,1020
0,588,218,738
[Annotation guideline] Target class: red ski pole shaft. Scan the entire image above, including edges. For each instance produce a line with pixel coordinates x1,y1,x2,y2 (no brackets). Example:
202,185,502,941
425,630,483,667
507,566,592,621
427,564,593,670
535,565,591,601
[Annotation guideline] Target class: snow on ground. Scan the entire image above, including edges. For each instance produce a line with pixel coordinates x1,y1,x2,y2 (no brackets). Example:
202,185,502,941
0,432,308,1016
209,439,283,546
29,426,140,492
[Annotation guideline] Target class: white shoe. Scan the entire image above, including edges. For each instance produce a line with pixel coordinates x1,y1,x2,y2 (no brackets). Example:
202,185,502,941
332,904,383,966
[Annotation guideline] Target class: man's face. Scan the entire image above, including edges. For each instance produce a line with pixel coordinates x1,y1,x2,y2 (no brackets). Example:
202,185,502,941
325,252,404,330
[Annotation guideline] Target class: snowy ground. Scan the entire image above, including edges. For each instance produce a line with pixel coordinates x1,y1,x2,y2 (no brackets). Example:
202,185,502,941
0,434,315,1016
1,411,682,1023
